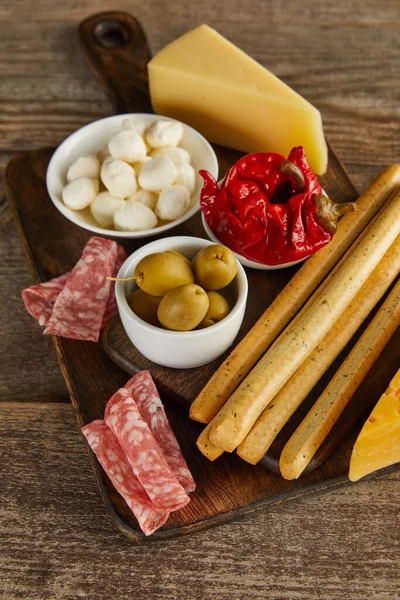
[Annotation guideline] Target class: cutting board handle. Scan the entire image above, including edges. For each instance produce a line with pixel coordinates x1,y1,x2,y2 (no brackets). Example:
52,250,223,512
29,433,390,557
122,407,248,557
79,11,153,114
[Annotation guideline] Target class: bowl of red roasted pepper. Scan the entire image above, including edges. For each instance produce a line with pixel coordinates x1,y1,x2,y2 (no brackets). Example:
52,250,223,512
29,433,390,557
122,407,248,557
200,146,354,270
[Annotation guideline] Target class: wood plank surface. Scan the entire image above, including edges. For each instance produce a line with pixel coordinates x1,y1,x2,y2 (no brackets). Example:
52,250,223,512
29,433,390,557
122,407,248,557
1,0,399,597
1,402,399,600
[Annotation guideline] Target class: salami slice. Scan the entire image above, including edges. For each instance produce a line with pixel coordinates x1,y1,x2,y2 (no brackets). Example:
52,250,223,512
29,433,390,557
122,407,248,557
22,272,71,326
82,420,169,536
22,237,126,341
125,371,196,493
105,388,190,511
44,237,117,341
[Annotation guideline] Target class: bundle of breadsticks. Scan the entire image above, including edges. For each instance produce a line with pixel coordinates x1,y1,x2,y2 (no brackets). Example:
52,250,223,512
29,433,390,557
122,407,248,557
190,165,400,479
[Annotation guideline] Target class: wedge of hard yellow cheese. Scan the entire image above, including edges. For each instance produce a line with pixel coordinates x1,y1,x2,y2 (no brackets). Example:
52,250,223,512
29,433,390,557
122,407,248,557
349,368,400,482
148,25,328,175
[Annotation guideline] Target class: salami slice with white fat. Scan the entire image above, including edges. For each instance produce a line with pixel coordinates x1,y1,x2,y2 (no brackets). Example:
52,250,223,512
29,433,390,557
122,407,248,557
44,237,117,341
82,420,169,536
125,371,196,493
22,272,71,326
105,388,190,511
22,237,126,341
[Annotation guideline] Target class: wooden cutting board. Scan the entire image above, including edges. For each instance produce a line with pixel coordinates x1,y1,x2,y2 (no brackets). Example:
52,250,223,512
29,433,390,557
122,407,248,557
5,11,399,541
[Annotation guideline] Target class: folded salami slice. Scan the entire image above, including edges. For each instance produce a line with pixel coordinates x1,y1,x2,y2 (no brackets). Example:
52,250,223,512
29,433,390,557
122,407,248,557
44,236,117,341
105,388,190,511
22,237,127,341
22,272,71,326
125,371,196,493
82,420,169,536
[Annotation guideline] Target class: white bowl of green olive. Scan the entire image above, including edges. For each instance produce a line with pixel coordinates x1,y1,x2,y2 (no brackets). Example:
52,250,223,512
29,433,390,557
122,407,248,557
115,236,248,369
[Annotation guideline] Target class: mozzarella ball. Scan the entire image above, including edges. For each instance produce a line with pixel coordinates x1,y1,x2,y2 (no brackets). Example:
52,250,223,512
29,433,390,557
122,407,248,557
127,189,158,211
90,192,124,228
150,146,191,166
174,163,196,195
101,157,137,198
155,185,191,221
62,177,99,210
145,120,183,148
139,155,177,191
66,155,100,182
120,117,147,136
114,201,158,232
108,129,147,163
133,156,151,178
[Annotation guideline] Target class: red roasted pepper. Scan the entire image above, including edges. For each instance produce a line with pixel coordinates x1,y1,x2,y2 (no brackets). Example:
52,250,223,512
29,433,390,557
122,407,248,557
200,147,354,265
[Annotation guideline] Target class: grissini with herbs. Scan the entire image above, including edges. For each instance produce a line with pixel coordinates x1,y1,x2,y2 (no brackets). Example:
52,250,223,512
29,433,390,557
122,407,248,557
196,420,224,461
190,164,400,424
197,229,400,462
207,190,400,453
237,235,400,464
196,188,400,462
280,277,400,480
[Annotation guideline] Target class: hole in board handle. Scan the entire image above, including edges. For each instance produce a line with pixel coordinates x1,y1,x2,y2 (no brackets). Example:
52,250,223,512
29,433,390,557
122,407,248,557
93,19,131,48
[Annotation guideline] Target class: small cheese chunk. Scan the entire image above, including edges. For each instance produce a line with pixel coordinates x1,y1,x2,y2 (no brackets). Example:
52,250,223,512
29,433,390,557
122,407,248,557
114,201,158,231
127,189,158,211
90,191,124,228
151,146,191,166
145,120,183,148
62,177,99,210
108,129,147,163
66,155,100,182
174,163,196,195
120,117,147,136
133,156,152,178
155,185,191,221
101,157,137,198
148,24,328,175
349,369,400,482
138,155,177,191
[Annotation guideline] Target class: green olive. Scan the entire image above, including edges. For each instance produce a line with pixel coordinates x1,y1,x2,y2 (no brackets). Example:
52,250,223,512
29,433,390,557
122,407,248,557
157,284,209,331
198,291,231,328
128,290,161,326
165,250,191,266
134,252,194,296
192,244,237,290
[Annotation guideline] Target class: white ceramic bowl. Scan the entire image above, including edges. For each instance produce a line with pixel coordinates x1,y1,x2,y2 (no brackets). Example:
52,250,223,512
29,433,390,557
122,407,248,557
201,214,306,270
46,114,219,239
115,236,248,369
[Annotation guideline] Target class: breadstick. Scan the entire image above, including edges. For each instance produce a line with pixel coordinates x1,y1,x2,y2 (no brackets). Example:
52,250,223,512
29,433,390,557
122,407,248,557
197,211,390,462
208,190,400,452
196,206,396,461
190,165,400,424
279,278,400,480
237,236,400,464
196,425,224,461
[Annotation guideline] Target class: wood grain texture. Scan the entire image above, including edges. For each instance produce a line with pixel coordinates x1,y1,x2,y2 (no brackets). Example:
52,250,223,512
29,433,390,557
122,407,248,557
0,153,68,403
0,1,399,176
1,0,399,596
1,402,399,600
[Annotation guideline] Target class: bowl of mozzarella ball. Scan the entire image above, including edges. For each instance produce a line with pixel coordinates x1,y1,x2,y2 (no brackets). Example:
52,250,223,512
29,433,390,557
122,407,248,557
46,114,219,238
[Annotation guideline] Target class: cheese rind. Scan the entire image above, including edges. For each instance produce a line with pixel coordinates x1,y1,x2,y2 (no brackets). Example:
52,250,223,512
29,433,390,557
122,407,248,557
148,25,328,175
349,369,400,482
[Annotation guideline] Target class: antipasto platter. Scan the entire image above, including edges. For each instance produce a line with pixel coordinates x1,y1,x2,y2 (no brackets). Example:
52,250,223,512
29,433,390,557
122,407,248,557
5,11,400,541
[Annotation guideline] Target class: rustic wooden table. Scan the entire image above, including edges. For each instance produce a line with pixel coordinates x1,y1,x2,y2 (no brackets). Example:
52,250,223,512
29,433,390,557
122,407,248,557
1,1,399,598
